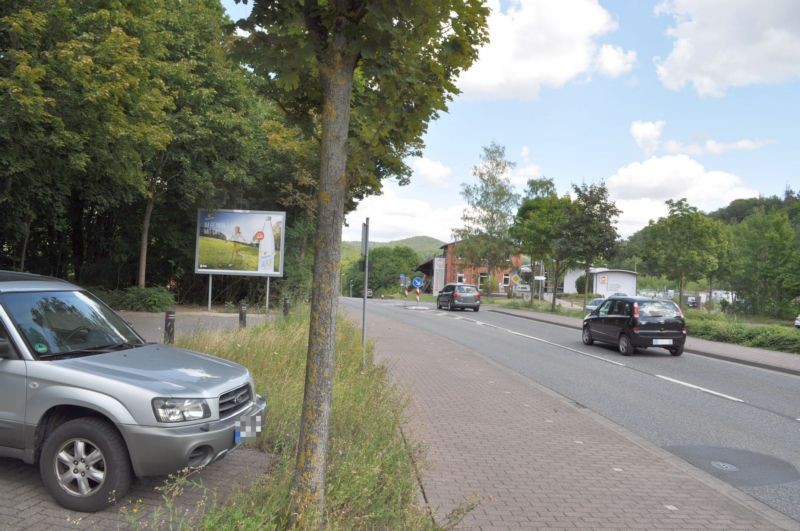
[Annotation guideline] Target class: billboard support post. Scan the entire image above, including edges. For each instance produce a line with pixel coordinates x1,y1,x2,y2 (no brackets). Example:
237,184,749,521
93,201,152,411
265,277,270,314
207,274,213,311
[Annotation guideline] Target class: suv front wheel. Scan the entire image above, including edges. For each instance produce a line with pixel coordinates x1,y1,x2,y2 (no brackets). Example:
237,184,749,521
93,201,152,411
39,417,132,512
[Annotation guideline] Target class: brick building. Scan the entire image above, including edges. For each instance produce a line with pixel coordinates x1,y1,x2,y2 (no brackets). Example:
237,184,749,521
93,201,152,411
419,241,524,295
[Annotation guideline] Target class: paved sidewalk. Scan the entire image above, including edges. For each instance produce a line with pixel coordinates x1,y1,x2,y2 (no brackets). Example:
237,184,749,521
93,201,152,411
490,307,800,376
345,307,798,530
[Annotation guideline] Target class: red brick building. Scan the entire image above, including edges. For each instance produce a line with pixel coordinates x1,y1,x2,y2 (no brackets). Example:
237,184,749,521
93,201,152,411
439,241,524,294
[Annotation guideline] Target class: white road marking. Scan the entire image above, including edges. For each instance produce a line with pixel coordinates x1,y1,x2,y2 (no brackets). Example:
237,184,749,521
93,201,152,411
656,375,744,403
505,330,626,366
664,505,678,511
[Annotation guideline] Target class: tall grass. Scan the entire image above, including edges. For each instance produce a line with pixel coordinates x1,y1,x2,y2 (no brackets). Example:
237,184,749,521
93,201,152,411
176,310,434,530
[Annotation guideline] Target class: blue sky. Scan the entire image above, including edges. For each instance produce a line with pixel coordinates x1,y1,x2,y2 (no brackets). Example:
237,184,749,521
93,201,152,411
222,0,800,242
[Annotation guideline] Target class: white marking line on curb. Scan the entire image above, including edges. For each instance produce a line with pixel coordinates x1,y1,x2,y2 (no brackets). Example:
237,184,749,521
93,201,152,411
505,330,626,367
656,375,744,403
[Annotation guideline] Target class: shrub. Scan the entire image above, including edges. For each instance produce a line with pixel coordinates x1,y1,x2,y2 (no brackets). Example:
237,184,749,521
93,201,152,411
90,287,175,312
687,319,800,354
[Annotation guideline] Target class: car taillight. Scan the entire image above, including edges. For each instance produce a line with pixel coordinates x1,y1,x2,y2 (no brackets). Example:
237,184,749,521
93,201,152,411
453,292,460,298
633,302,639,320
475,293,481,299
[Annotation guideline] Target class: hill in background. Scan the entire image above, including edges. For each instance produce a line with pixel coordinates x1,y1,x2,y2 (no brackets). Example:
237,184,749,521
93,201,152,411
341,235,445,265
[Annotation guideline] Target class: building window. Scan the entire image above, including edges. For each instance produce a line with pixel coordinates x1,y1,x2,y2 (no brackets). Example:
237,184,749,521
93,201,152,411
503,273,510,285
457,272,464,283
478,273,488,289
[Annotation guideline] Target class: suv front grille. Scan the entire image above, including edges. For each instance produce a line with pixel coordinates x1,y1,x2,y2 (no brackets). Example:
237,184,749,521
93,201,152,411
219,384,252,418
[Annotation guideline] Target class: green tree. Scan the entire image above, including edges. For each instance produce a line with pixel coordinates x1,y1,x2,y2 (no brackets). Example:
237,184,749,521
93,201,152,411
453,143,520,293
236,1,488,525
641,199,726,308
136,0,262,287
727,210,800,317
567,182,620,308
510,178,574,309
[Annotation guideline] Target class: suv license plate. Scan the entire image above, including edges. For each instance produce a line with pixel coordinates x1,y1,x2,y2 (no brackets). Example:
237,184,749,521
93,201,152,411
653,339,673,346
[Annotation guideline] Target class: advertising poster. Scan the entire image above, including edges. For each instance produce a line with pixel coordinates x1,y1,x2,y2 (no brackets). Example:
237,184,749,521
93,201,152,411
195,209,286,277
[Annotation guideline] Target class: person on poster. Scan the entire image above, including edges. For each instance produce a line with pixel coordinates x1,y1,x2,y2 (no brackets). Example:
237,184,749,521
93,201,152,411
257,216,275,273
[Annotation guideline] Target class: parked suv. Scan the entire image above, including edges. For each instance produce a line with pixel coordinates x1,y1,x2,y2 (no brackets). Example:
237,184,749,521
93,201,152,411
436,283,481,311
0,271,266,512
581,296,686,356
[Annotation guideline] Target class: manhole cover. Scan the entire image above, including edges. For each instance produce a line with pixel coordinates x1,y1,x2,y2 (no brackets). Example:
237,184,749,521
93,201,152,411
666,446,800,487
711,461,739,472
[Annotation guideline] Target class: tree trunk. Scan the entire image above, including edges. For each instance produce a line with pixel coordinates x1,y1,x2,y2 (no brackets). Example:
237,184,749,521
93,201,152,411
19,220,30,271
583,264,590,310
678,272,685,310
137,183,156,288
287,38,356,529
551,260,559,312
69,192,85,283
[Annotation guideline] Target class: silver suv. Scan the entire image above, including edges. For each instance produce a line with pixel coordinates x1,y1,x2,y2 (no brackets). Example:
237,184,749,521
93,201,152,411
0,271,266,512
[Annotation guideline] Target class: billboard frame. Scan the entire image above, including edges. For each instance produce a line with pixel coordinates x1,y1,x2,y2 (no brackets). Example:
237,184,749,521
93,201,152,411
194,208,286,277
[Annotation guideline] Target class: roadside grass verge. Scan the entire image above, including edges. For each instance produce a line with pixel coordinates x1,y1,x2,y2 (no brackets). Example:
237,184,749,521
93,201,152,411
176,310,434,529
685,313,800,354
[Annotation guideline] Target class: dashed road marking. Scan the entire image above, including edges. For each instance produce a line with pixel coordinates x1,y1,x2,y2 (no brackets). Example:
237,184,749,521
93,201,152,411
656,375,744,403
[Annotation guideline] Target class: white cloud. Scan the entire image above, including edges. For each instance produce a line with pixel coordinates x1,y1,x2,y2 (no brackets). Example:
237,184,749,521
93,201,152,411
655,0,800,96
607,154,757,236
630,120,665,155
509,145,542,187
411,157,451,188
342,187,465,243
664,138,773,155
458,0,636,99
630,120,771,156
595,44,637,77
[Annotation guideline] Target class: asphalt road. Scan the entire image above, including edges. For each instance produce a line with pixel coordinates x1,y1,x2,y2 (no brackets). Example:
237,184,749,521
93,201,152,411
341,297,800,523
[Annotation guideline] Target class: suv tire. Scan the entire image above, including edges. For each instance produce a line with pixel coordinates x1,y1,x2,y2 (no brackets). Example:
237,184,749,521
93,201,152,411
40,417,132,512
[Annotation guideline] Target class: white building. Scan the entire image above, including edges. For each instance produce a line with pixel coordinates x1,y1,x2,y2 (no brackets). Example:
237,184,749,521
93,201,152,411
562,267,637,298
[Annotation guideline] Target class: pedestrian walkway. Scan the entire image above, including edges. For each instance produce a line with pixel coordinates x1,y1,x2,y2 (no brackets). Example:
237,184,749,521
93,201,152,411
352,308,798,530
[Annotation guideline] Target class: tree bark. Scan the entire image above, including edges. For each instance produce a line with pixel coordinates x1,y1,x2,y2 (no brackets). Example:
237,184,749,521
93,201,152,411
137,181,156,288
679,272,685,310
287,33,356,529
19,220,30,272
551,260,560,312
69,192,85,283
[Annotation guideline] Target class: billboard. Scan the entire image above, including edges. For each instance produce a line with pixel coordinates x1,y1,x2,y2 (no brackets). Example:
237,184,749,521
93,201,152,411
195,209,286,277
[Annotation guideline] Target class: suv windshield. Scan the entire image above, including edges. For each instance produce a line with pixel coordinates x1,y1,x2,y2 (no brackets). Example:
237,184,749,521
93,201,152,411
638,300,681,318
0,290,144,358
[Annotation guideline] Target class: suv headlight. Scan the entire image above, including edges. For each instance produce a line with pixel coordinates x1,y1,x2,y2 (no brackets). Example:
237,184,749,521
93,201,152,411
152,398,211,423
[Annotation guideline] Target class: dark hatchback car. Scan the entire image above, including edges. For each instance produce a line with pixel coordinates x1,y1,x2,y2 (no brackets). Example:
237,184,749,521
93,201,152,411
582,296,686,356
437,283,481,311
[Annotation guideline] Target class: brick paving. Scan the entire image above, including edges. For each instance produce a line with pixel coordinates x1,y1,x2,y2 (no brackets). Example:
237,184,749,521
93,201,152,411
350,308,798,530
0,448,268,530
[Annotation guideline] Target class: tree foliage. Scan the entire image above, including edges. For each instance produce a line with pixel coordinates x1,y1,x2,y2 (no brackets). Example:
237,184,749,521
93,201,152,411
344,245,420,296
639,199,727,308
453,143,520,292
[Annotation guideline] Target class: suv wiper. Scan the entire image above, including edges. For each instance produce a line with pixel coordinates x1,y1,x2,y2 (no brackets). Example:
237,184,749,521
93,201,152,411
40,342,142,359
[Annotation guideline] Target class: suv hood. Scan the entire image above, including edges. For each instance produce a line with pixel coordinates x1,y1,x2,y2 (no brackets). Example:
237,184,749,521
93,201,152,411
54,344,248,396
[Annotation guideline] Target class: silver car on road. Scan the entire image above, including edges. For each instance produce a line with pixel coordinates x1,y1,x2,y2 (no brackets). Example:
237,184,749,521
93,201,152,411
0,271,266,512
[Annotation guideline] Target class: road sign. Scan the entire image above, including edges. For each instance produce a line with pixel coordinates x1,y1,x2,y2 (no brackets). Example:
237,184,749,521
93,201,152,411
412,276,423,288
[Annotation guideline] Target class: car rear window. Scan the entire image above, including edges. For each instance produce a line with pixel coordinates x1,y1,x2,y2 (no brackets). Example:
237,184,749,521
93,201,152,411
638,300,681,318
457,285,477,294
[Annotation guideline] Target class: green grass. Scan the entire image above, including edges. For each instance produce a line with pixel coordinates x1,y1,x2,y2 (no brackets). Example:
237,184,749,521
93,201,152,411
176,310,434,530
197,236,282,272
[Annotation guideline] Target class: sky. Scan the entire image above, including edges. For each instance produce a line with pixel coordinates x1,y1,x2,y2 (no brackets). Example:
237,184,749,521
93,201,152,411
222,0,800,242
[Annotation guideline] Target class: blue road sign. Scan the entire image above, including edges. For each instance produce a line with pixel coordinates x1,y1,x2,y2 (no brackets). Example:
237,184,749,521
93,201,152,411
412,276,423,288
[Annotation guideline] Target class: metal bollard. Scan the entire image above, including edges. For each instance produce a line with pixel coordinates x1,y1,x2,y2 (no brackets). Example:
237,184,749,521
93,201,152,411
239,303,247,328
164,309,176,344
283,297,290,317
